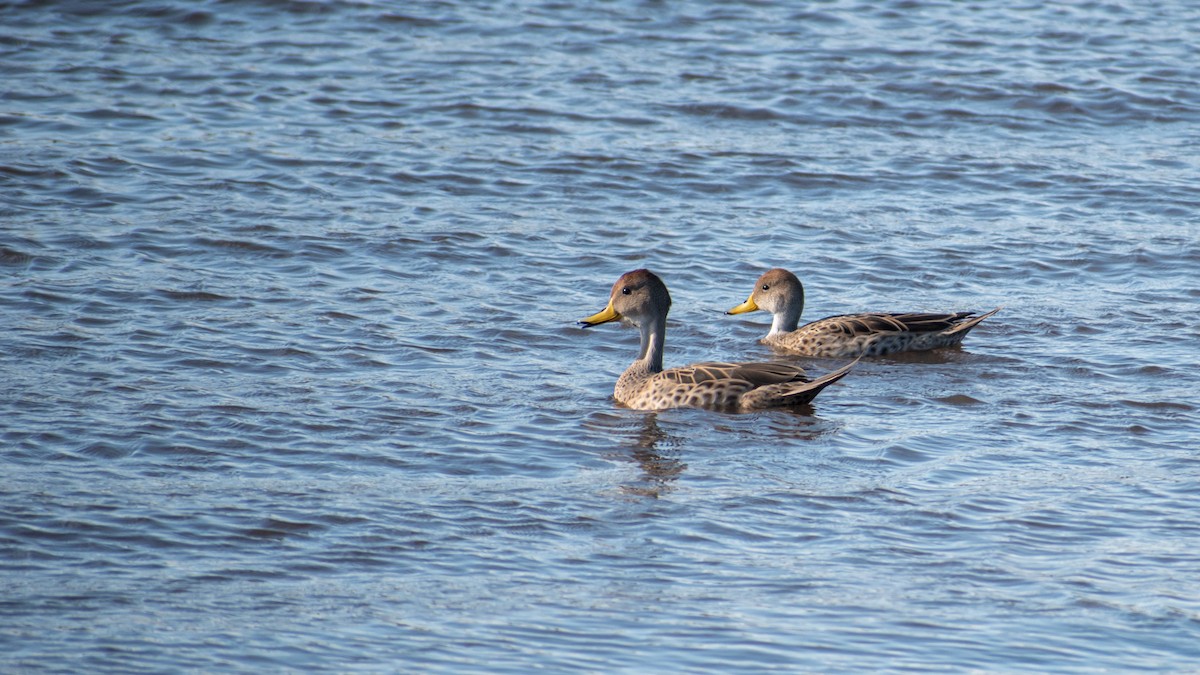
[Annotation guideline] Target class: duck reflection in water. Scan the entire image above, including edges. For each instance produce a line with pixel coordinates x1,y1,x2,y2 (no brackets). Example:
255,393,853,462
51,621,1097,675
623,412,686,498
597,409,839,499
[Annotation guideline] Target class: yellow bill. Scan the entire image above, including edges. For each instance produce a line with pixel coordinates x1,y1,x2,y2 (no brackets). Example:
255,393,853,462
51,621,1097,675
725,295,760,315
578,301,622,327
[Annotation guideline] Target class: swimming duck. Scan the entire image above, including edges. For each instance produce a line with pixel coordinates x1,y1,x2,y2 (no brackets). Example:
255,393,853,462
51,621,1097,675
578,269,854,411
727,268,999,358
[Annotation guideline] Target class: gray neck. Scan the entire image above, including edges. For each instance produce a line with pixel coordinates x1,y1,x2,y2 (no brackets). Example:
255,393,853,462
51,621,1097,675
769,291,803,335
637,316,666,373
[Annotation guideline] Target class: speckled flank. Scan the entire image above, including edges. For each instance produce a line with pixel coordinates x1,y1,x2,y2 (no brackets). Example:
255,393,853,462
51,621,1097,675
763,320,990,358
614,360,857,411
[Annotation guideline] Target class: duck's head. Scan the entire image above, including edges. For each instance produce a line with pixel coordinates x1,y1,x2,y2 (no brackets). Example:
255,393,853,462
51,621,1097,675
726,267,803,316
579,269,671,328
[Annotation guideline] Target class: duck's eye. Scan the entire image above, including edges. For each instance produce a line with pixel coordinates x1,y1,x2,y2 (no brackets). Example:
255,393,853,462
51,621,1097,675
761,284,770,291
621,286,631,295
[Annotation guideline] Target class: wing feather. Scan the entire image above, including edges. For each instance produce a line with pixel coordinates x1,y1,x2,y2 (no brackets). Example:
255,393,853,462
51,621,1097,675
658,361,808,386
811,311,977,336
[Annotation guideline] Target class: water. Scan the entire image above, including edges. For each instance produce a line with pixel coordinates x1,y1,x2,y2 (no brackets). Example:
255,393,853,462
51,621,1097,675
3,0,1199,671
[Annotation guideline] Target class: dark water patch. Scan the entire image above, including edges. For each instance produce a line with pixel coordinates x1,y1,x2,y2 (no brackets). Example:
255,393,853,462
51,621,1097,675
75,107,162,123
1117,399,1193,413
666,102,787,122
0,163,71,181
240,516,327,540
156,289,233,303
376,12,445,28
0,246,39,266
76,441,134,460
193,236,289,257
933,394,985,406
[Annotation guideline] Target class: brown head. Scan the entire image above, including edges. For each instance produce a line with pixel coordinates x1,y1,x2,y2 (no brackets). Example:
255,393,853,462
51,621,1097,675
726,268,805,334
578,269,672,329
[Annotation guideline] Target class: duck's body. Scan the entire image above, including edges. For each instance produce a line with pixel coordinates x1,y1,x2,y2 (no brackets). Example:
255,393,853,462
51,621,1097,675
579,269,853,411
728,268,999,358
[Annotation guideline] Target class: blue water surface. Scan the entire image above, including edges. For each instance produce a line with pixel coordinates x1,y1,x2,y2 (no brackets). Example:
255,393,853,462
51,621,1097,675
2,0,1200,671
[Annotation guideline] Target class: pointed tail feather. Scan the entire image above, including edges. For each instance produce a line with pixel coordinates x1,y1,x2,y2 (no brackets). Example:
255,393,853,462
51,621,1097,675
740,357,858,410
945,307,1001,336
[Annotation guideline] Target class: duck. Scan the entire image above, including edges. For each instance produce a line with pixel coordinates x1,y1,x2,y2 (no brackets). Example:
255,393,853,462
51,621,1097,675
726,268,1000,358
578,269,855,411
